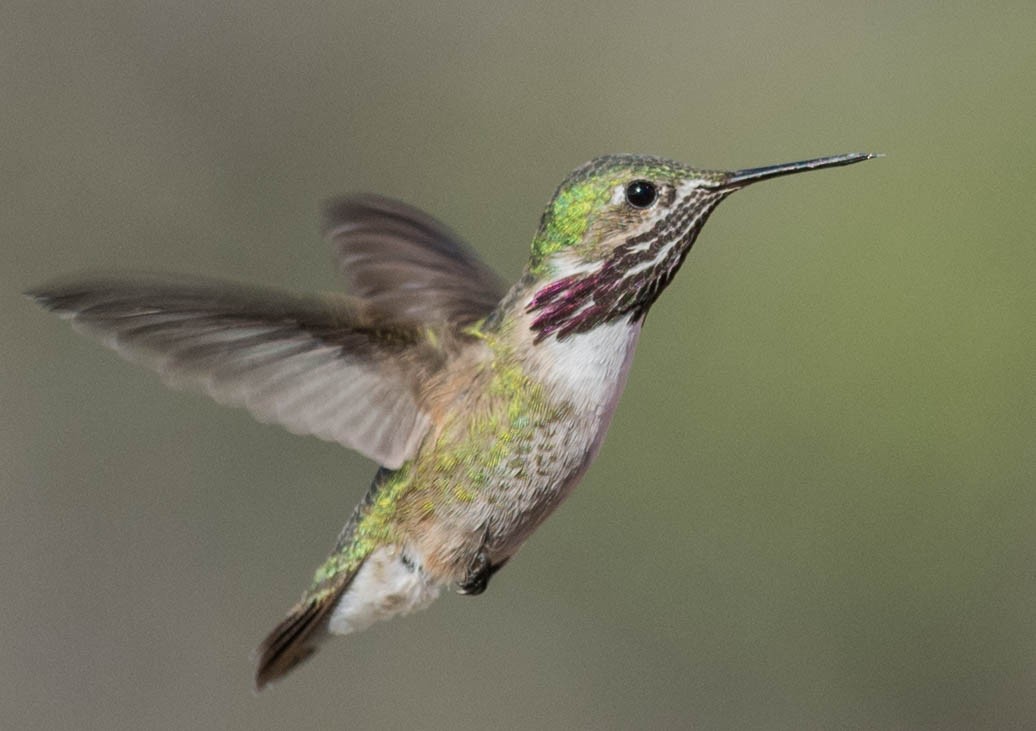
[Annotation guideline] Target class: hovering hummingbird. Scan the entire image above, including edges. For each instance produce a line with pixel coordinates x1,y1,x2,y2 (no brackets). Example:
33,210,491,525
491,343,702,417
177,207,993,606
29,152,876,689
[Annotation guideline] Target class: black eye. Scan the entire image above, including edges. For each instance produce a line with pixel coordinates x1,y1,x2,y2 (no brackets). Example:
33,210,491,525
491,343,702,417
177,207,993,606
625,180,658,209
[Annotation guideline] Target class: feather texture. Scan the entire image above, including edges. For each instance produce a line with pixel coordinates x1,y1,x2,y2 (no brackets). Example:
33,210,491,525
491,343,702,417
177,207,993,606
27,275,445,468
326,194,507,326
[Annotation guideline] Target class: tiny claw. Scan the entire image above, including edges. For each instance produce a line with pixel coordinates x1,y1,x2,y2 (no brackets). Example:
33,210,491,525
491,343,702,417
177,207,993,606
457,551,491,595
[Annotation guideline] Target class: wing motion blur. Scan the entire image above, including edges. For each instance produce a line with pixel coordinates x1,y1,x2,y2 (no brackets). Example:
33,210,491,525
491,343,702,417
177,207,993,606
326,194,507,326
29,197,507,467
28,275,442,468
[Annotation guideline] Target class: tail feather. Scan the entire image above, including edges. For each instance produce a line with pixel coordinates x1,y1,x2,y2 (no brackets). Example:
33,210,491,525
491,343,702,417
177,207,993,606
254,566,361,690
255,468,392,690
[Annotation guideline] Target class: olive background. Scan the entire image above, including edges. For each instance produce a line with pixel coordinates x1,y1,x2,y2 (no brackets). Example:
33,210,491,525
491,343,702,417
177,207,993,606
3,3,1035,729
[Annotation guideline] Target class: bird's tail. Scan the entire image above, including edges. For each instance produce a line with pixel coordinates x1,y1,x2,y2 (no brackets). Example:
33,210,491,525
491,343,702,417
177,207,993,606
254,468,394,690
254,467,445,689
254,548,369,690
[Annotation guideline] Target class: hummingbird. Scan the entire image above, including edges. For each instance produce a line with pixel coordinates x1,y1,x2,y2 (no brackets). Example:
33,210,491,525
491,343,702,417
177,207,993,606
28,151,876,689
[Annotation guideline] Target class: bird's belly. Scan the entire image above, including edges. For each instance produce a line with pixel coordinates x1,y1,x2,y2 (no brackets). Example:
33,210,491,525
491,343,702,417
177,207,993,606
479,420,599,558
489,316,644,548
413,318,643,575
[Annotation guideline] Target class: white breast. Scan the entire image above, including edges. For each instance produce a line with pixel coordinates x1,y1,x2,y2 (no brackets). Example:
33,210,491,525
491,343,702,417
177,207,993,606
524,254,645,416
538,317,640,398
532,315,643,460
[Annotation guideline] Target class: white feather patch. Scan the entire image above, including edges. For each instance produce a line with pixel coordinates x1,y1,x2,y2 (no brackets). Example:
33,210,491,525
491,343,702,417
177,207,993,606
531,315,643,470
537,318,641,404
327,545,442,636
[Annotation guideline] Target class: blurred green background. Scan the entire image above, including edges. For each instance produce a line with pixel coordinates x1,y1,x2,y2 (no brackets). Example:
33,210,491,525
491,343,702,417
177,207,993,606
3,2,1035,729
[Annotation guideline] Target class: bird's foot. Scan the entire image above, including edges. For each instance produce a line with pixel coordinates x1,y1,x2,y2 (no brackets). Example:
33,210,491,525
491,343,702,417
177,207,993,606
457,550,491,595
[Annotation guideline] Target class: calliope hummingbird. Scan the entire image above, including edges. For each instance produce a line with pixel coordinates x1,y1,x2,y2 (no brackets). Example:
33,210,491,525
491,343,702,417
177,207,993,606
29,152,877,688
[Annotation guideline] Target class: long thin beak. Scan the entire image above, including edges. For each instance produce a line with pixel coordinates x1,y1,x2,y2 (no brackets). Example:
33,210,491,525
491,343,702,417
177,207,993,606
715,152,880,189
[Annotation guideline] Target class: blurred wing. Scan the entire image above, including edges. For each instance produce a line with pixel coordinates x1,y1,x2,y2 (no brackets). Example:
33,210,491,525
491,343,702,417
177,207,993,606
325,194,507,327
28,275,442,469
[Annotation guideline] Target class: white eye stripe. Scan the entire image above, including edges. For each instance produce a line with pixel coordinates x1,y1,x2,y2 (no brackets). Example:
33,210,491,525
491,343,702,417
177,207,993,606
626,239,654,254
677,179,711,194
618,197,713,279
621,239,682,279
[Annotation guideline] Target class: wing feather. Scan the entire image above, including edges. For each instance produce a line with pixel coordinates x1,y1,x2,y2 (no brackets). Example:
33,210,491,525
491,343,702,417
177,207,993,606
28,274,444,468
325,194,507,326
